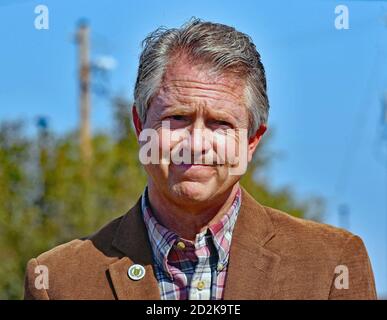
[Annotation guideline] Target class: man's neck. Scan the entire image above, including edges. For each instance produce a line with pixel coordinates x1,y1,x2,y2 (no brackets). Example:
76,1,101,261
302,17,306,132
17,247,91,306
147,182,240,241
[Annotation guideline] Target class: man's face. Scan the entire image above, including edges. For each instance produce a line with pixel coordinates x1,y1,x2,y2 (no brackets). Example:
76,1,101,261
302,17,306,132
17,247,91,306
135,55,263,206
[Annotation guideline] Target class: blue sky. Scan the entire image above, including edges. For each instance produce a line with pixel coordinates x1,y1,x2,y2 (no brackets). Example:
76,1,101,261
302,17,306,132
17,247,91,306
1,0,387,296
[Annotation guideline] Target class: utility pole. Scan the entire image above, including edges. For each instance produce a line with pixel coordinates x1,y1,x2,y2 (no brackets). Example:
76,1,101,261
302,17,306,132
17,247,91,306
76,20,92,164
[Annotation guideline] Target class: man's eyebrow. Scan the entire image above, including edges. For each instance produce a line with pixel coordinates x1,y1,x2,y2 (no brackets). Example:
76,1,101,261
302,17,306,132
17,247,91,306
161,105,193,113
162,105,237,122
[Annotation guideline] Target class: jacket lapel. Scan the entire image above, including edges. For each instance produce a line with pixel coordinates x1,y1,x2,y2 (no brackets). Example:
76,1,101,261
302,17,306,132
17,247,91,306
223,188,281,300
108,198,161,300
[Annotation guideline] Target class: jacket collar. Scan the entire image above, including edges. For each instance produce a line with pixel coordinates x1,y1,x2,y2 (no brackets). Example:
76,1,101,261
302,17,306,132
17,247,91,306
108,186,280,300
223,187,281,299
109,197,160,300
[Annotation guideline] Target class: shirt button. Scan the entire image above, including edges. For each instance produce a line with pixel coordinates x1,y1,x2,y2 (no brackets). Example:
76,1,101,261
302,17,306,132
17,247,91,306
197,280,206,290
176,241,186,250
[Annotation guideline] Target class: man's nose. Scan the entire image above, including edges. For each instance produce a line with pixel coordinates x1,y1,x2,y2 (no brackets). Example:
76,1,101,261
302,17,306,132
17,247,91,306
188,119,212,159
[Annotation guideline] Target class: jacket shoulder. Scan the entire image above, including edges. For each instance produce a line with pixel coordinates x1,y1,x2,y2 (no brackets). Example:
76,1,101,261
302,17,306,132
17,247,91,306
263,206,353,239
24,215,126,299
265,206,353,242
35,214,124,265
262,206,376,299
263,205,358,261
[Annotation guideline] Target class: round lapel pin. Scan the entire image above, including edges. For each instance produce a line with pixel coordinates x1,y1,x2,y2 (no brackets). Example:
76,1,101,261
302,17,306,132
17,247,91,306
128,264,146,281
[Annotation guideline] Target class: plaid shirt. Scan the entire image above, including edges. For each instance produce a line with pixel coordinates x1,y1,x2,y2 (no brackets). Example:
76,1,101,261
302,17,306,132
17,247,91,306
141,186,242,300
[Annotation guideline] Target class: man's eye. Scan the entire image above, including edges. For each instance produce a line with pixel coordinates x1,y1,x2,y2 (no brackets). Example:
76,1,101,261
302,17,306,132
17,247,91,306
213,120,232,127
169,115,186,121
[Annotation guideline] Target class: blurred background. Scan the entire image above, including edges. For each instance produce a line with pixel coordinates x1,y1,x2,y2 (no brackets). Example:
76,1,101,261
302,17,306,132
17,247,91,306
0,0,386,299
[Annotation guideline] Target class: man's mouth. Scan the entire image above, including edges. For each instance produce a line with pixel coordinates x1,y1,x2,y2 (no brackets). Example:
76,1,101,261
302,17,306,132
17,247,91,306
172,163,218,170
177,163,216,166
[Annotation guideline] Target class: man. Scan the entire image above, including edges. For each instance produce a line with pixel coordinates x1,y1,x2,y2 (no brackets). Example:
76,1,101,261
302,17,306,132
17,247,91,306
24,19,376,300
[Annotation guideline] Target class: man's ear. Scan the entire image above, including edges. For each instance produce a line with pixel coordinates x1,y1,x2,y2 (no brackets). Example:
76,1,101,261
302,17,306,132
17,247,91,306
132,105,143,139
247,124,267,162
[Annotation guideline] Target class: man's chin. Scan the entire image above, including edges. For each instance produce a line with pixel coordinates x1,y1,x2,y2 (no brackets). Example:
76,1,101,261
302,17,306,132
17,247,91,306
171,180,214,203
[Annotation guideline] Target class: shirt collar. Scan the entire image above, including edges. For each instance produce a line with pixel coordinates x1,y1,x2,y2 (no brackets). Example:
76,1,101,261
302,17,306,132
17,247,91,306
141,185,242,277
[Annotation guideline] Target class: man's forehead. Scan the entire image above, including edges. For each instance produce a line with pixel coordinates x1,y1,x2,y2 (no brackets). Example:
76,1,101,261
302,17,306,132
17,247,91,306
162,56,245,93
151,61,244,109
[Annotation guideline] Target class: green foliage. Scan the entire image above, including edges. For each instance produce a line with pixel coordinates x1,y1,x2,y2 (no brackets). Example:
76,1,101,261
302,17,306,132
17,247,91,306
0,99,323,299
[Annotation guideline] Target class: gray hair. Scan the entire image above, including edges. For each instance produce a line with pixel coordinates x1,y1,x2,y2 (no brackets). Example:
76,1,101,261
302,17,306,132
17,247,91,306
134,18,269,137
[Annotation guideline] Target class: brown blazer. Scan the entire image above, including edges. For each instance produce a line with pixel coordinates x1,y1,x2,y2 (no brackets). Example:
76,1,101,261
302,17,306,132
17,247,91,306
24,187,377,300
